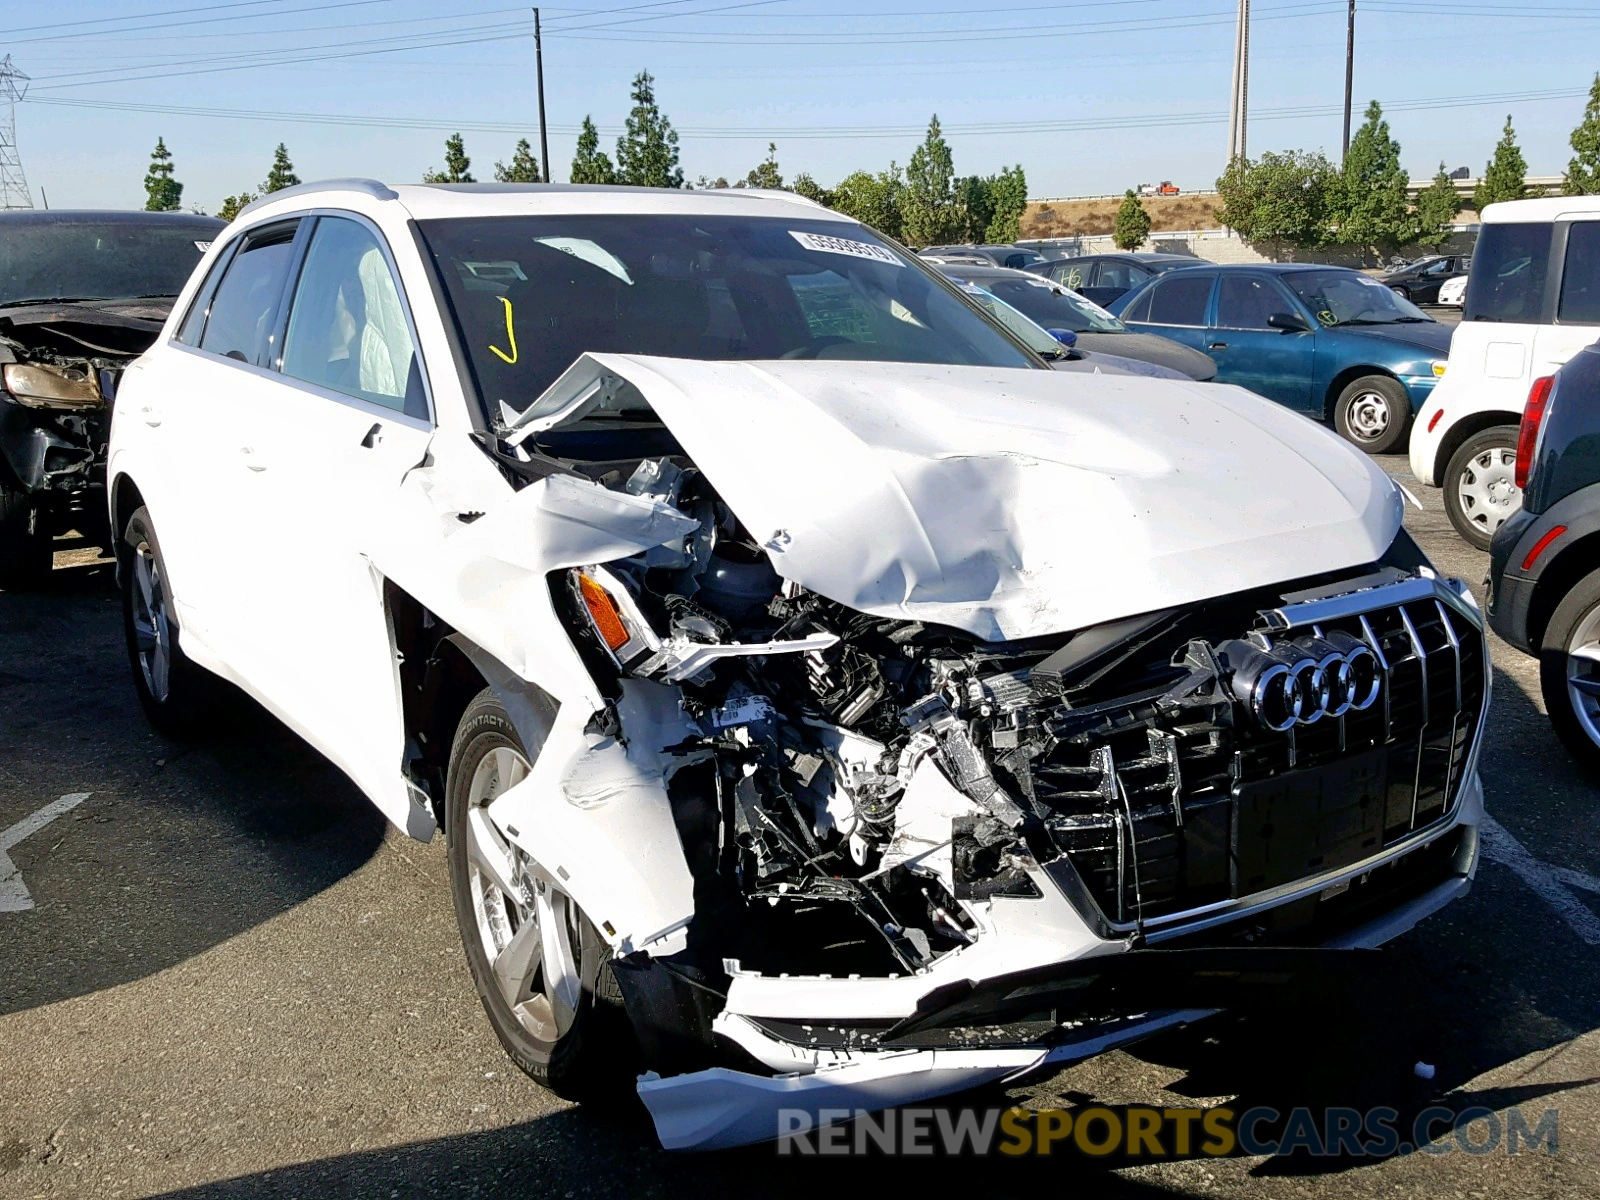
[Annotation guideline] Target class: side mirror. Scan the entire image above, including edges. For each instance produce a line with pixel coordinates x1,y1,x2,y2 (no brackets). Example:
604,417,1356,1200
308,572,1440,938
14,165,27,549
1267,312,1310,332
1048,328,1078,347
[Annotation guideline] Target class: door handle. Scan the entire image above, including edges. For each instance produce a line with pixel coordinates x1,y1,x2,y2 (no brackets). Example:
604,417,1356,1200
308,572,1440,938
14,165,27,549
240,446,268,473
359,423,383,449
139,405,163,428
1208,341,1228,350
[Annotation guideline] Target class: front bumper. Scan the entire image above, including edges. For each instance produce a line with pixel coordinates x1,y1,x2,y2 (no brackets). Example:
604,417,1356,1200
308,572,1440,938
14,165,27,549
637,780,1482,1151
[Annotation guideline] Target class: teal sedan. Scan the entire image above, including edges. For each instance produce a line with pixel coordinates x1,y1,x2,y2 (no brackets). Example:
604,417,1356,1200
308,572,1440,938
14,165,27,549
1108,264,1452,454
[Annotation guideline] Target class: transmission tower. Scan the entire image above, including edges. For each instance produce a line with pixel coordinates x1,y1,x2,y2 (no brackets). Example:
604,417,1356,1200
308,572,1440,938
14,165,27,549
0,56,34,210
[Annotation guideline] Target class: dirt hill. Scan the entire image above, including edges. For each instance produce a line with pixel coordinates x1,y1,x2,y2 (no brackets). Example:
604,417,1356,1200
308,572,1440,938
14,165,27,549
1022,193,1224,238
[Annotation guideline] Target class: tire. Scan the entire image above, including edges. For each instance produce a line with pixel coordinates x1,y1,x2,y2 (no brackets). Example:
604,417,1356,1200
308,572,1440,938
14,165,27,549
1443,425,1521,551
0,482,52,589
118,505,217,737
1391,285,1411,301
446,689,635,1101
1539,567,1600,774
1334,374,1412,455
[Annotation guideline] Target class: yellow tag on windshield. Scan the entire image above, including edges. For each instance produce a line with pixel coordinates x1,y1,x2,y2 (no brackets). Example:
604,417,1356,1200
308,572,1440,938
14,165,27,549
489,296,518,364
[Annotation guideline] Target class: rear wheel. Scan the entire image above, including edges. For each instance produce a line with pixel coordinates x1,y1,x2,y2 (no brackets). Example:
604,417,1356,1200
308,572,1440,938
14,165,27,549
1334,375,1411,455
0,482,52,589
118,506,217,737
1540,568,1600,774
1390,284,1411,301
446,689,634,1101
1444,425,1521,551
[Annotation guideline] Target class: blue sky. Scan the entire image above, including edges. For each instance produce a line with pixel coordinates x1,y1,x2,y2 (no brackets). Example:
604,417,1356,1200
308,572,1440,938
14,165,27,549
4,0,1598,213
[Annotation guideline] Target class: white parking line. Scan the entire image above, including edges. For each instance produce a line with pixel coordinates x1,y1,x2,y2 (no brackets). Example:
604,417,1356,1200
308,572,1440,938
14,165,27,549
1480,813,1600,946
0,793,91,913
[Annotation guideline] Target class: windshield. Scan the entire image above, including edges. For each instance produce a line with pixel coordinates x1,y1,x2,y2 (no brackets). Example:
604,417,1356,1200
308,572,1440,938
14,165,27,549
972,274,1125,332
417,214,1037,411
951,281,1068,356
0,219,219,307
1282,269,1432,326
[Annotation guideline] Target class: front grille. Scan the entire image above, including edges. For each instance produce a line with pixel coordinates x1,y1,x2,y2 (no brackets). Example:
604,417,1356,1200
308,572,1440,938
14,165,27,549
1036,580,1487,928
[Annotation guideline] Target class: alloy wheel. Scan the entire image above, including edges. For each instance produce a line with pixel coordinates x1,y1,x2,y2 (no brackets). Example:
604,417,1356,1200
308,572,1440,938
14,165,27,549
1565,603,1600,750
130,537,172,703
1454,446,1520,540
464,745,582,1045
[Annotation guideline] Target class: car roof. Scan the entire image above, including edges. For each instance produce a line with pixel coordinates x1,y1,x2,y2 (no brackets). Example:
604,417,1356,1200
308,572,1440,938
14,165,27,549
235,178,849,225
1481,193,1600,223
0,209,225,228
936,264,1048,282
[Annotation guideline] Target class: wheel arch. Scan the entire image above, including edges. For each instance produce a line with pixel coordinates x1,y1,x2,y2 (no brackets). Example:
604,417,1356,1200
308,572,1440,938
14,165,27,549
1433,411,1523,487
1529,532,1600,654
384,579,560,836
108,472,146,582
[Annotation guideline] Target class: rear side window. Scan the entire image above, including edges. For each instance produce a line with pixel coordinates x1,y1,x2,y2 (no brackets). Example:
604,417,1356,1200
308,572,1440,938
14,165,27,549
1465,221,1553,323
1558,221,1600,325
280,217,428,418
1096,261,1149,291
197,223,299,364
1119,286,1154,323
1146,273,1214,325
1051,261,1094,290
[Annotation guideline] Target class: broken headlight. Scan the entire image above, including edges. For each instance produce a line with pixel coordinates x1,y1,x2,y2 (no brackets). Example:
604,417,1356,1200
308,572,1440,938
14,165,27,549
2,363,103,411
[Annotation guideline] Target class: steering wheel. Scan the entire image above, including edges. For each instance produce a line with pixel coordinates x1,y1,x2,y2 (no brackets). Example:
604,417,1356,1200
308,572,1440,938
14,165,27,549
780,336,853,360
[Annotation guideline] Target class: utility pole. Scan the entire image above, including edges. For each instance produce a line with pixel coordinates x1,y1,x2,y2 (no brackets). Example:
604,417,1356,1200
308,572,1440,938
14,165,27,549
534,8,550,183
0,55,33,211
1226,0,1252,164
1342,0,1355,161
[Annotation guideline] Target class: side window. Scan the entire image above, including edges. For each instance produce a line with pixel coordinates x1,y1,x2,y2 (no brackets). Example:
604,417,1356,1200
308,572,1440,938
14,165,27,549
1558,221,1600,325
280,217,427,418
1096,261,1134,290
1120,286,1154,323
1146,274,1214,326
1053,262,1094,290
175,244,236,346
197,223,299,364
1216,275,1282,330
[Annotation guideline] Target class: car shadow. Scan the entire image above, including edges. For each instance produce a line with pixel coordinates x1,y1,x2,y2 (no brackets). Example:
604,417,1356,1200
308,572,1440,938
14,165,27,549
0,560,387,1016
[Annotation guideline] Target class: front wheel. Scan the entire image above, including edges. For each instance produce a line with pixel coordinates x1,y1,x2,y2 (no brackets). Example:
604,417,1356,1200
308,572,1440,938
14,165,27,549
1334,375,1412,455
1390,285,1411,301
446,689,635,1101
0,482,52,590
1443,425,1521,551
1540,568,1600,774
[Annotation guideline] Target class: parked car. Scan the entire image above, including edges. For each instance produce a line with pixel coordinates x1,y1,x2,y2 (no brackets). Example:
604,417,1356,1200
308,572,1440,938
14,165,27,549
919,243,1047,271
109,180,1487,1150
0,209,224,586
1377,253,1472,305
1028,252,1202,307
1487,337,1600,768
1437,273,1468,308
1109,264,1451,454
948,276,1190,378
1409,196,1600,549
1016,238,1081,261
938,263,1216,379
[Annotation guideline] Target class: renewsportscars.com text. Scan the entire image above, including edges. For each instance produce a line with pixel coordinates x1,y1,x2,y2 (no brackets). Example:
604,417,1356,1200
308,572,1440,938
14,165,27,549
775,1104,1560,1159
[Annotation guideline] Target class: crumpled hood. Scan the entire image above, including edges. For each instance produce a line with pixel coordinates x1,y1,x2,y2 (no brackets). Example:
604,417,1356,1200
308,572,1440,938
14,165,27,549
534,354,1404,641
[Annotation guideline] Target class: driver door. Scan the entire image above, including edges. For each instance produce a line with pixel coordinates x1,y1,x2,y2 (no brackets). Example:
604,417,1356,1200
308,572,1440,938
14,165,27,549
1207,273,1315,409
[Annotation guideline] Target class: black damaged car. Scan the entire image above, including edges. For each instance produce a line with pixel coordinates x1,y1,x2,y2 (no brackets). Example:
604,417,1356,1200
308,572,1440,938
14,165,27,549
1,209,223,586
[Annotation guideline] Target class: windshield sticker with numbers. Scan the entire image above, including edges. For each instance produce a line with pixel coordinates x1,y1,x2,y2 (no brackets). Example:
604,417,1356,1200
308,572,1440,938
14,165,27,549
790,231,902,266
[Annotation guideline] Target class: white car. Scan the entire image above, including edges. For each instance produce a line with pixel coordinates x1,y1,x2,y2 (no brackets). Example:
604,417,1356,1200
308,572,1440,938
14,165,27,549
1409,195,1600,549
1436,274,1467,308
108,180,1488,1150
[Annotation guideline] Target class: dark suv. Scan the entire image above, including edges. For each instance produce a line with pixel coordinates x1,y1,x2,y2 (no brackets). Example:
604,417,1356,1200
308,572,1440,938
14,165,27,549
1487,336,1600,768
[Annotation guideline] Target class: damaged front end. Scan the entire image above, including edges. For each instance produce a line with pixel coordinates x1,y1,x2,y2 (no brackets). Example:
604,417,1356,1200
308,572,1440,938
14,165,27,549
458,357,1489,1151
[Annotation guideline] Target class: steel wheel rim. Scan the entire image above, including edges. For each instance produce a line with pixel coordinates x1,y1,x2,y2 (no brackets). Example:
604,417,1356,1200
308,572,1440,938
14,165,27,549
1455,445,1521,537
464,745,581,1045
1347,390,1392,442
130,538,172,702
1566,603,1600,748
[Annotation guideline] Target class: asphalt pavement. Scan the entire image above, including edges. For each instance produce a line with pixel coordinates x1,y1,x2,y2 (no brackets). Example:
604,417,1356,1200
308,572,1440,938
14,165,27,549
2,428,1598,1198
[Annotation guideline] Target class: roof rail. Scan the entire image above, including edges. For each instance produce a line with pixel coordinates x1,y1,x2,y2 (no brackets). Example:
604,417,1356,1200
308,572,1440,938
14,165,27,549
233,178,398,221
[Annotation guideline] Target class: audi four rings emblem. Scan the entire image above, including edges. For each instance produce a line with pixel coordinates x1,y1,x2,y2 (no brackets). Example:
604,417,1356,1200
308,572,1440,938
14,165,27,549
1218,632,1383,732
